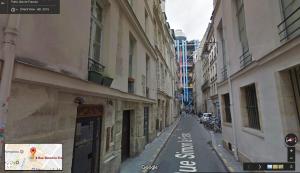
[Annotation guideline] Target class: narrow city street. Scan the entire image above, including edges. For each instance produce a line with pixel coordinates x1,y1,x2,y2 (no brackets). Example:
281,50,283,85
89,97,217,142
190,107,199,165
150,115,226,173
1,0,300,172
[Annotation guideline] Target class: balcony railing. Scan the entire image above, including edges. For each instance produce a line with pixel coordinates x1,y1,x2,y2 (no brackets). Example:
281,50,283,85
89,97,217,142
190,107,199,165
239,49,252,68
221,66,228,81
88,58,105,73
278,7,300,42
88,58,113,87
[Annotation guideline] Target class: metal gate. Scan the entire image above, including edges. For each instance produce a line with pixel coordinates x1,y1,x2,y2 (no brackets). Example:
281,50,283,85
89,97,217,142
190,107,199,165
72,117,101,173
122,110,131,162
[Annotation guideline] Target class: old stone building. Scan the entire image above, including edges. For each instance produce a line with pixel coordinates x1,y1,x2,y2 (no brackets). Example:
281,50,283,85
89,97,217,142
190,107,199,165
192,28,208,114
201,23,219,116
0,0,178,172
199,24,212,113
153,0,177,133
211,0,300,170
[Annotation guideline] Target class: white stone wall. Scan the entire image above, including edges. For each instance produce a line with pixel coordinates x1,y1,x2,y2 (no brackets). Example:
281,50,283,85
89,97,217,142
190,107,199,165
215,0,300,169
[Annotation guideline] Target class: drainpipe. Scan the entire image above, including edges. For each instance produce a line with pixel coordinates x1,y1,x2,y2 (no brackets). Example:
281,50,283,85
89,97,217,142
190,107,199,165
227,52,239,161
0,14,21,159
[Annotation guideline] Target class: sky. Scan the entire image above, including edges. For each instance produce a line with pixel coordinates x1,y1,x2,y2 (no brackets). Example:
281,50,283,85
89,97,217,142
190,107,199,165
165,0,213,41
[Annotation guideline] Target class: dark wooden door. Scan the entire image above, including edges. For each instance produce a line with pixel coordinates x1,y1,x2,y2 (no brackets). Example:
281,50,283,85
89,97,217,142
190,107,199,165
144,107,149,143
72,117,101,173
121,110,131,162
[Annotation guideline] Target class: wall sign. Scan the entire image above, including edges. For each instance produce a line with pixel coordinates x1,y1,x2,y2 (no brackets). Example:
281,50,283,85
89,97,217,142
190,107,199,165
77,104,103,117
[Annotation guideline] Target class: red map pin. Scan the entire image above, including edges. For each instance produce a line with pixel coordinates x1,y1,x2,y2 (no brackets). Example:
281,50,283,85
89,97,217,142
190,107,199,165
30,147,36,156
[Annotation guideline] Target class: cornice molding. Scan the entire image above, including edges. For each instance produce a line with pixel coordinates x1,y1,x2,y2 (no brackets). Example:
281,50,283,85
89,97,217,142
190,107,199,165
14,61,156,103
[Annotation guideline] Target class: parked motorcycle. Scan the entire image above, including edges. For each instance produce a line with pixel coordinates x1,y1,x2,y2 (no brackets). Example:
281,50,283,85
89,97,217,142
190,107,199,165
200,113,212,124
213,117,222,133
202,115,222,133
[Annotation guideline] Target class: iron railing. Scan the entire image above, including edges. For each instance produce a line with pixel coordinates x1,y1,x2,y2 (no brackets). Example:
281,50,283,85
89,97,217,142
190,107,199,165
88,58,105,73
245,84,261,130
239,49,252,68
278,7,300,42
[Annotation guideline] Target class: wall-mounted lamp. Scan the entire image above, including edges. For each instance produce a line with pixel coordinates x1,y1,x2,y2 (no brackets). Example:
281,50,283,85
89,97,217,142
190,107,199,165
74,97,85,105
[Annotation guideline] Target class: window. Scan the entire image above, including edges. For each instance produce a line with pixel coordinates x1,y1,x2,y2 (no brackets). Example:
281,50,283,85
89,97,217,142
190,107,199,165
128,34,136,93
145,9,149,36
146,55,150,97
128,79,135,94
156,61,160,88
106,127,111,152
236,0,248,53
289,66,300,125
241,84,261,130
278,65,300,137
154,21,157,45
129,35,136,78
218,21,228,81
90,0,103,63
161,64,164,88
142,75,146,96
165,69,167,89
278,0,300,41
110,126,114,143
235,0,252,67
223,93,232,123
105,126,114,152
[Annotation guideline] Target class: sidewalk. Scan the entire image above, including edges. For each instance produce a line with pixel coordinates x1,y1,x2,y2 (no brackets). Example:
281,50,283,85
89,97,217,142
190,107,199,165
120,118,180,173
211,132,243,172
194,116,243,172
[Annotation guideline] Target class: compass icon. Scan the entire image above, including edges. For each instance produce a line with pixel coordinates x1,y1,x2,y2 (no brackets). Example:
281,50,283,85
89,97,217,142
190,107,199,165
285,133,298,146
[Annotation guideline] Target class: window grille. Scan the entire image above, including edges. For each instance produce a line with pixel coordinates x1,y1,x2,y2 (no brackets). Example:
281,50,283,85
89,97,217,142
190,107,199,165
244,84,261,130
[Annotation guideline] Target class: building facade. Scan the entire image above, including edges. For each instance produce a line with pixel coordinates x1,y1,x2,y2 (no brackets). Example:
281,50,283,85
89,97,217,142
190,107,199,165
193,28,209,114
0,0,178,172
175,30,198,109
212,0,300,170
202,23,219,116
153,1,178,132
200,24,212,113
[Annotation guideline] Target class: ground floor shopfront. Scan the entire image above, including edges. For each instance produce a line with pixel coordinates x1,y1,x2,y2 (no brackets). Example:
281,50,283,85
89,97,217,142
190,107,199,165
2,62,177,173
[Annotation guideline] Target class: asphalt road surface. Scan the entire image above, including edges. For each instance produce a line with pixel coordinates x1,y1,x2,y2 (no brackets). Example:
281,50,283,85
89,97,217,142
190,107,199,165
149,115,227,173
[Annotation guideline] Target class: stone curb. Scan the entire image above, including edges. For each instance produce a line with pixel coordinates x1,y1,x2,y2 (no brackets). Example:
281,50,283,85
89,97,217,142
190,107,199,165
212,144,235,173
144,116,181,173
